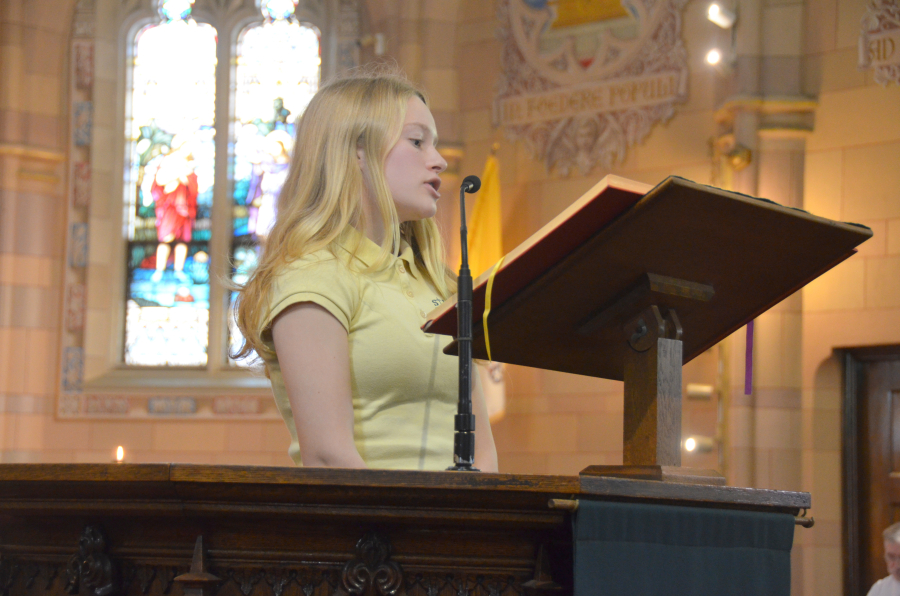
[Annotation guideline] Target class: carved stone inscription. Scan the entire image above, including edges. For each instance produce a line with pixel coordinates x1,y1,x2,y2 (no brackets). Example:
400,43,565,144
496,0,689,175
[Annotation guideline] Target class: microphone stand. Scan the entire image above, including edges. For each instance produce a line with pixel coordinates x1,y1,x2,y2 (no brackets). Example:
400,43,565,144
448,175,480,471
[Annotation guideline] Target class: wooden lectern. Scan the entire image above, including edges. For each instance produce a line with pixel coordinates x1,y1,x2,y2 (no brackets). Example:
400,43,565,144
425,176,872,480
0,464,811,596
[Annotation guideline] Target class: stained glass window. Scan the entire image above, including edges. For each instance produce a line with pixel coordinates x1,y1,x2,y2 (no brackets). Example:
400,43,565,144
229,2,321,362
124,0,216,365
123,0,321,368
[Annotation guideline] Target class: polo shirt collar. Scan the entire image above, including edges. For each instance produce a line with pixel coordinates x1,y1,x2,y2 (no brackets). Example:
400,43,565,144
335,226,418,276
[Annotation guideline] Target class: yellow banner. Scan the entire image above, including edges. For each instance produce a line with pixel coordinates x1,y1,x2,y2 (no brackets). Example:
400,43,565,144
496,71,684,127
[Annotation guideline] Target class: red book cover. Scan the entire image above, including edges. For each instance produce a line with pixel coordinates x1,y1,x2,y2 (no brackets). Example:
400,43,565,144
424,174,652,336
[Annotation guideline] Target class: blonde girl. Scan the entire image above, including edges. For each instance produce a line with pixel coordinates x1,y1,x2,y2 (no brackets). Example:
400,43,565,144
235,72,498,471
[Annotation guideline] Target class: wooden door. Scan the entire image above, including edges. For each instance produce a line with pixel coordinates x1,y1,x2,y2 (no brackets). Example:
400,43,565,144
845,348,900,596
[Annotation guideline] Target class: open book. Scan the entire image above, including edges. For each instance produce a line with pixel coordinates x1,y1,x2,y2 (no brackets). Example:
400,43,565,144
424,175,871,380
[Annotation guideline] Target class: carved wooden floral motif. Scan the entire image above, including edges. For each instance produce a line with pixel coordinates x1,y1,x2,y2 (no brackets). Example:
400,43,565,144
496,0,689,175
859,0,900,85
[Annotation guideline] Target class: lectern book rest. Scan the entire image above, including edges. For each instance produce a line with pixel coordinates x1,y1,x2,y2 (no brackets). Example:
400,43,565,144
424,175,871,470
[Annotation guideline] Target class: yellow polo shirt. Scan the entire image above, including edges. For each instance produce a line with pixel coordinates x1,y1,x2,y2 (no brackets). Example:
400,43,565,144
261,227,459,470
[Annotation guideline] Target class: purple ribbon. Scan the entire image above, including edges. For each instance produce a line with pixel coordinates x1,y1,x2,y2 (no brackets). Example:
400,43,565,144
744,319,754,395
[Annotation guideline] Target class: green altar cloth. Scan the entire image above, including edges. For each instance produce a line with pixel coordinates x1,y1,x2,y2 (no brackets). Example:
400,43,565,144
574,500,795,596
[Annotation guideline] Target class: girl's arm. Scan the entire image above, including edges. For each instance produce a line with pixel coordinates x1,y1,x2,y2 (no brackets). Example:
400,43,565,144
472,371,499,472
271,302,367,468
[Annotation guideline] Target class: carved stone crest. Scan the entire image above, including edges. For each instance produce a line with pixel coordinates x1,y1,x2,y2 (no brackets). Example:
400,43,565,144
496,0,689,175
340,532,403,596
859,0,900,85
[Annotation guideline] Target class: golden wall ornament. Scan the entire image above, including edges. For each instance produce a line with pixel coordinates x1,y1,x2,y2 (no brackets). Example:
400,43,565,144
495,0,689,175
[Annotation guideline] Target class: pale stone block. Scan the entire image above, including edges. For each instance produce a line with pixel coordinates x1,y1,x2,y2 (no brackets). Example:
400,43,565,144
888,219,900,255
802,258,865,311
542,367,622,394
804,150,842,220
763,5,803,56
84,308,112,359
23,28,64,78
86,264,112,310
728,446,754,487
462,109,493,142
755,407,802,450
496,451,549,474
504,394,550,415
91,126,116,173
225,421,265,451
423,0,459,21
755,311,784,387
783,312,803,388
260,420,292,452
13,413,45,451
807,86,900,151
537,176,604,227
460,0,496,21
811,450,841,520
528,413,579,453
88,217,113,266
819,47,868,92
421,68,459,112
0,47,24,111
24,74,60,117
729,406,754,448
90,421,154,451
457,40,502,110
630,110,716,171
456,18,498,45
93,40,117,81
812,408,841,451
270,452,296,466
836,0,866,50
576,413,623,452
399,1,421,20
152,421,227,452
804,0,837,54
735,0,763,55
0,327,26,393
842,141,900,221
90,169,112,218
41,419,91,451
810,546,843,596
92,80,116,128
25,328,53,395
866,255,900,308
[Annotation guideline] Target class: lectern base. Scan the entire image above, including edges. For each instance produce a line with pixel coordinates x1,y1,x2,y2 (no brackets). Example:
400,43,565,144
580,465,726,486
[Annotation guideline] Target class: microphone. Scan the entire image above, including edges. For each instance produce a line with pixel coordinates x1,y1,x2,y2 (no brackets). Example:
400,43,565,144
448,175,481,471
461,175,481,194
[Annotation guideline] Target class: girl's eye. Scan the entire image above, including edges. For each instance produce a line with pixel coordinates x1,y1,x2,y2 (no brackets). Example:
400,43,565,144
411,138,422,147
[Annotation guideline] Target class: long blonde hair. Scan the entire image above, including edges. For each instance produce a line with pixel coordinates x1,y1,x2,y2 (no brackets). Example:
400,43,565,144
234,72,455,361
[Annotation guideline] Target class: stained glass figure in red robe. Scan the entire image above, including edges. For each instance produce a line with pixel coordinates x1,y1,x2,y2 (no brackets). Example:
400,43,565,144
148,140,198,283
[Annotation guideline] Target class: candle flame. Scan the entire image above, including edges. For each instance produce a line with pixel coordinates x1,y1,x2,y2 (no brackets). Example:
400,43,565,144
116,446,124,462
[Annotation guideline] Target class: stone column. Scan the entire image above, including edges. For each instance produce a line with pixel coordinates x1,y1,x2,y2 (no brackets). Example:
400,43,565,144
0,0,72,461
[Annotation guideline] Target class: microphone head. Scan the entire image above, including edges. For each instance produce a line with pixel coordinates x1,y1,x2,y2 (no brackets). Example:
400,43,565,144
461,175,481,194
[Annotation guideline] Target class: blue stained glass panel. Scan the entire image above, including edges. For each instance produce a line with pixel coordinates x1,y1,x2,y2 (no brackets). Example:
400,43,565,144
229,16,320,363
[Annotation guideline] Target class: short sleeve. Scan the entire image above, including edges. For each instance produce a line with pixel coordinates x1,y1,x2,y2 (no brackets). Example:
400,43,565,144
262,253,360,335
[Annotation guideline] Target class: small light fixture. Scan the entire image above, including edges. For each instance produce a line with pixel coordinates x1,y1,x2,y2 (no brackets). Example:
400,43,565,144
686,383,715,400
115,446,125,463
683,436,716,453
706,48,723,66
707,3,736,29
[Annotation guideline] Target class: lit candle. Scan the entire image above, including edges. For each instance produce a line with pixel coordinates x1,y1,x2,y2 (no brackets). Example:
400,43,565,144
115,446,125,463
